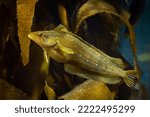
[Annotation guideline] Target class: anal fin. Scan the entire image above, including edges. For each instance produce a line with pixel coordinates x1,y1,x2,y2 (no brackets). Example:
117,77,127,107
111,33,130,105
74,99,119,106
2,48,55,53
64,64,122,85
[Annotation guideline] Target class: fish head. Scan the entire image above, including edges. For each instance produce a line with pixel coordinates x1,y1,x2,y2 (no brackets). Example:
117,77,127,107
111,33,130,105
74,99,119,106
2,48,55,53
28,30,64,49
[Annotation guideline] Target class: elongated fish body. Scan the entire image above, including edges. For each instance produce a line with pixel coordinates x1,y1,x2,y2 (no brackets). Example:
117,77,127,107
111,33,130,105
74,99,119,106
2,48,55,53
28,24,137,87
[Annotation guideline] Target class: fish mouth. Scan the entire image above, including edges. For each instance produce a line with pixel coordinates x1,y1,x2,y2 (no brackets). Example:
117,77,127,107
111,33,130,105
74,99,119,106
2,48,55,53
28,33,40,44
28,33,34,40
28,33,42,46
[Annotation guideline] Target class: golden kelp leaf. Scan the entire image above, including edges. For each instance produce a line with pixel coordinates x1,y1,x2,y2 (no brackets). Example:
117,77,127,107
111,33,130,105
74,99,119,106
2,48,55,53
44,81,56,100
74,0,140,79
58,79,114,100
57,4,68,28
73,0,117,33
17,0,37,65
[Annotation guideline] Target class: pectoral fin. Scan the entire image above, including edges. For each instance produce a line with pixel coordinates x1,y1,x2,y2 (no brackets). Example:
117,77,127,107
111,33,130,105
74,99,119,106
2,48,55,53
43,50,49,64
51,41,75,62
57,41,74,55
64,64,121,85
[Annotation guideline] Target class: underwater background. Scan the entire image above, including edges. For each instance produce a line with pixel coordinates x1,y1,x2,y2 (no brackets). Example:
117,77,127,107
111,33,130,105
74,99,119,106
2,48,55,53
120,0,150,99
0,0,149,100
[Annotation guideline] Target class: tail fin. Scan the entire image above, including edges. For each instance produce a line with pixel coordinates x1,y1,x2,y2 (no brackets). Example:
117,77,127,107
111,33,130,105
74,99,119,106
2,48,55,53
123,70,137,87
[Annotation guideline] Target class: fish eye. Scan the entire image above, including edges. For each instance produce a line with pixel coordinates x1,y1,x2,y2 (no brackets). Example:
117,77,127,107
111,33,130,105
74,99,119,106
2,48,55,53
39,33,43,37
39,33,48,39
43,34,48,38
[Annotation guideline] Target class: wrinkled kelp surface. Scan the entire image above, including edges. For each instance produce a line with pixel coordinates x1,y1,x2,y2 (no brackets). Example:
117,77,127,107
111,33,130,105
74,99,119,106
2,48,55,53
0,0,148,99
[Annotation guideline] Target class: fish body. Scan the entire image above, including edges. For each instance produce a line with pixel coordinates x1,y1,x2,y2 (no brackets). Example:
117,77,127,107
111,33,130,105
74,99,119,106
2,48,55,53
28,24,136,87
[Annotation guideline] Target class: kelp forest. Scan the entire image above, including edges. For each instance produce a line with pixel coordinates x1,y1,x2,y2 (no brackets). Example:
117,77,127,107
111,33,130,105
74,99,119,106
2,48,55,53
0,0,148,99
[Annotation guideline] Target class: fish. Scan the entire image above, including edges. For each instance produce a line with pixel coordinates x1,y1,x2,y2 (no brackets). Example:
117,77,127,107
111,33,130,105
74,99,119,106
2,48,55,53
28,24,137,87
